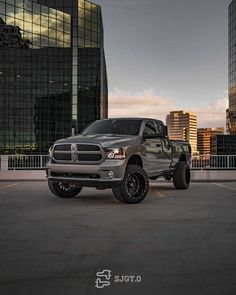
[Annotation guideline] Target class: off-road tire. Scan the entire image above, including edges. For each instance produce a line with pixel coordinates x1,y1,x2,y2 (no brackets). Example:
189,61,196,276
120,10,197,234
48,180,82,198
173,161,190,190
112,164,149,204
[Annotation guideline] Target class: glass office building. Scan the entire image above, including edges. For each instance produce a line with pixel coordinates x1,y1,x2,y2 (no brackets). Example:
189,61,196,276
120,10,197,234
211,135,236,155
228,0,236,135
0,0,108,154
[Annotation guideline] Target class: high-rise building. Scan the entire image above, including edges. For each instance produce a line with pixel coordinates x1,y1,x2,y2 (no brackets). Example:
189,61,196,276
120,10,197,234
166,110,197,154
228,0,236,134
211,134,236,155
197,127,224,155
0,0,108,154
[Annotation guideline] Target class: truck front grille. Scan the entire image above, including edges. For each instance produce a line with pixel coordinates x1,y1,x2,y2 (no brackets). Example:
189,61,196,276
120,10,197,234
54,144,71,151
52,143,104,164
54,153,71,161
77,144,100,152
77,154,102,162
51,172,100,179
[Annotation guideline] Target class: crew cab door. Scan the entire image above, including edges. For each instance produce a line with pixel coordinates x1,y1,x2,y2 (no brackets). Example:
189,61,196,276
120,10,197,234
154,121,172,172
142,120,172,174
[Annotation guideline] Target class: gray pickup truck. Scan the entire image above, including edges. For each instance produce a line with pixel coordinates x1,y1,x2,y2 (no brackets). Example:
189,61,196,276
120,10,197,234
47,118,191,204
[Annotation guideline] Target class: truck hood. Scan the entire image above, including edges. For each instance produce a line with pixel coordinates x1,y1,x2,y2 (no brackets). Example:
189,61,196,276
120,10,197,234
55,134,140,148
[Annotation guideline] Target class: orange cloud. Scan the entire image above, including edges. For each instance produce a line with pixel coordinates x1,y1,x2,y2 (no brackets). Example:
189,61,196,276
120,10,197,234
108,88,174,122
108,88,228,129
189,97,228,128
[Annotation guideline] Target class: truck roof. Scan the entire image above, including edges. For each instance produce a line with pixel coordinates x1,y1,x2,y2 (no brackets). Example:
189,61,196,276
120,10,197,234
101,118,164,125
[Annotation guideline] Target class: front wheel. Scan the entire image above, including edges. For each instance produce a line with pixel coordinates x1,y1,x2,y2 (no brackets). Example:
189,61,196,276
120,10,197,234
112,165,149,204
48,180,82,198
173,161,190,190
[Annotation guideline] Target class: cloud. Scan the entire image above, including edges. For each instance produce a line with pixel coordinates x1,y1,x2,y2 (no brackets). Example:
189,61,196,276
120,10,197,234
108,88,228,129
108,88,175,123
189,97,228,129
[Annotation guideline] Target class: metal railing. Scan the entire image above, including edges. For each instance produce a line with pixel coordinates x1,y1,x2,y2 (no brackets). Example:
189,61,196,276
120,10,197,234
0,154,236,170
191,155,236,170
0,155,49,170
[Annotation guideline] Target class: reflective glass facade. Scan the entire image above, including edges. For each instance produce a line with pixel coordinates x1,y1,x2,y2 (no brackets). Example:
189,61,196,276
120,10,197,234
0,0,107,154
211,135,236,155
228,0,236,134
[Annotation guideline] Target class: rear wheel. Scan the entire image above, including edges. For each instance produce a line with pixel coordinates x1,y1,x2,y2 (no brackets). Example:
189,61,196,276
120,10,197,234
173,161,190,190
112,165,149,204
48,180,82,198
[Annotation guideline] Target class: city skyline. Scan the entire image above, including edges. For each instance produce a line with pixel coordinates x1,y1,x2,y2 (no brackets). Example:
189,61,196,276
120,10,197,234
92,0,231,128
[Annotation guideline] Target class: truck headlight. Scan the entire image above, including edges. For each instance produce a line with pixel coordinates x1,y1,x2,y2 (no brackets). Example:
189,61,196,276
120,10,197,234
48,146,53,158
105,148,126,160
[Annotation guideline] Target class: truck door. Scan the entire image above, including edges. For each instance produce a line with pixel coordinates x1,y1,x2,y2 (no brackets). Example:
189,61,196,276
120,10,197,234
154,121,172,172
142,120,161,173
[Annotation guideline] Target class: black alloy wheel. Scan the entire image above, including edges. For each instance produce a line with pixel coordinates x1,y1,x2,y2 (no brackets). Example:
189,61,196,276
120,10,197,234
48,180,82,198
112,164,149,204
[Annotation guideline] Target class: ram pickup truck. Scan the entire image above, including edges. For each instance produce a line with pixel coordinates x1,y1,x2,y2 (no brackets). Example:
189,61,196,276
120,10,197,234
46,118,191,204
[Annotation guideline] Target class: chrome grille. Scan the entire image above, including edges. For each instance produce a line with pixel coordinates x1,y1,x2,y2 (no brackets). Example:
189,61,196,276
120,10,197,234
53,143,104,164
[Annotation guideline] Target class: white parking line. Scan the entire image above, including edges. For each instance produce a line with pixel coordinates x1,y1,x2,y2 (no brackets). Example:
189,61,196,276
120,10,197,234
0,183,19,190
149,188,166,198
212,182,236,192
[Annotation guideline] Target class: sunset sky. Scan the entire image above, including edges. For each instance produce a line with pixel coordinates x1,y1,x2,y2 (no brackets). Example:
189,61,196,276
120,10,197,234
92,0,231,128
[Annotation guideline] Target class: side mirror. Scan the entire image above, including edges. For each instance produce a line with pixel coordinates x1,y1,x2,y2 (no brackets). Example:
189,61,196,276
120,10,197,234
163,126,168,137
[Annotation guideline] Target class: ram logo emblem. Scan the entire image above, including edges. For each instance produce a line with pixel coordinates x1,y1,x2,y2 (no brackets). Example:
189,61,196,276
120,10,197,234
71,146,77,154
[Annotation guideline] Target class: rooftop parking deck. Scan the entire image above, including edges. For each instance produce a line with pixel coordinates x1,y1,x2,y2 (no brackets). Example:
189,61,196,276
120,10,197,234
0,181,236,295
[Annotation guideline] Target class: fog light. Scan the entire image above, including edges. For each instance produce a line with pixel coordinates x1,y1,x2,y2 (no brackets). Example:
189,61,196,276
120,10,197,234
108,171,114,179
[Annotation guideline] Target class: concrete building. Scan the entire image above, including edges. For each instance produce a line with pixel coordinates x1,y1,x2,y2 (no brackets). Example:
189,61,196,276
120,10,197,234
0,0,108,154
166,110,197,154
197,128,224,155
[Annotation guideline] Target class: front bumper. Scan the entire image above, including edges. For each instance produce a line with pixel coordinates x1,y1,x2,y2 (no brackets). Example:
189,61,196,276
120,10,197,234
46,159,127,187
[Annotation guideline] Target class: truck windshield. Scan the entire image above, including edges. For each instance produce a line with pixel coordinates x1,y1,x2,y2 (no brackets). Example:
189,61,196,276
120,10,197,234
82,119,142,136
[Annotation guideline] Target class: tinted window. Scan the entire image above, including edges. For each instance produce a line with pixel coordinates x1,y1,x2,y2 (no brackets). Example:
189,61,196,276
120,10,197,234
155,121,163,134
143,121,156,135
82,119,141,136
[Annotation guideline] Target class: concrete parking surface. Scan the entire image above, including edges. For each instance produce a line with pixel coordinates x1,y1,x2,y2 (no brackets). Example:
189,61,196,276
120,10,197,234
0,181,236,295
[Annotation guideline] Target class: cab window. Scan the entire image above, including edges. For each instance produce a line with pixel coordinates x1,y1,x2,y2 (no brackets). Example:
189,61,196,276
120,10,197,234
143,121,156,135
155,121,163,134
